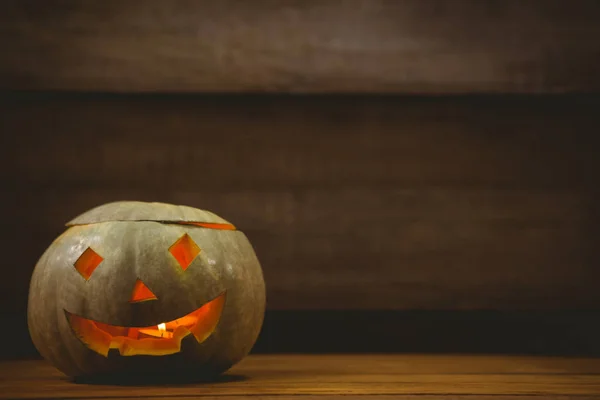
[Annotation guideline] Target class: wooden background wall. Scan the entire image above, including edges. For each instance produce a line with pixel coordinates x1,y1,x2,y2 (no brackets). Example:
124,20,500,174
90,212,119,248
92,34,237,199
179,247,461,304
1,0,600,93
1,0,600,357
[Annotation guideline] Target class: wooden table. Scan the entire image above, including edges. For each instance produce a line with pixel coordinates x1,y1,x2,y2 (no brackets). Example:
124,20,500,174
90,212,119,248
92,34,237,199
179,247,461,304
2,354,600,399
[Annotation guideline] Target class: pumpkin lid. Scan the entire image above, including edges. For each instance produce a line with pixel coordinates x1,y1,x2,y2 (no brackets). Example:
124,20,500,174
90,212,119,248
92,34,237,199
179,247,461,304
66,201,233,226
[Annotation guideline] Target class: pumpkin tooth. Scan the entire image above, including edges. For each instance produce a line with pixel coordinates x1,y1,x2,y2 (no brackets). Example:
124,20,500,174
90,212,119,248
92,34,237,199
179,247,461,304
189,292,226,343
66,312,111,357
115,327,192,356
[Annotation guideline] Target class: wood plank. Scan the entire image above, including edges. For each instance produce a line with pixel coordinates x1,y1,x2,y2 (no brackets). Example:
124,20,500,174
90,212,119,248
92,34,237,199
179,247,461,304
1,1,600,93
2,94,599,312
80,397,600,400
81,397,600,400
1,355,600,398
3,94,599,189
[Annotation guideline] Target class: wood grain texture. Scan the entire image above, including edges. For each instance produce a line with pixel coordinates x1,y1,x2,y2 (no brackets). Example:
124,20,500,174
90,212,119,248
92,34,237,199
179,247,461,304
1,355,600,398
1,94,600,313
1,0,600,93
74,398,600,400
69,397,600,400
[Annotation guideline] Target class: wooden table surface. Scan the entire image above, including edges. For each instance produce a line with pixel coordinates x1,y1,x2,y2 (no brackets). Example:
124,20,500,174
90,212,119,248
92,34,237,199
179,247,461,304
2,354,600,399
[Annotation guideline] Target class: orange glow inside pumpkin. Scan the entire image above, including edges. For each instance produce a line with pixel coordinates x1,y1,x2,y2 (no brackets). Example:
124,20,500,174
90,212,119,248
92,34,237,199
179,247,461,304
74,247,104,280
179,222,236,230
129,279,158,303
169,233,201,271
66,292,226,357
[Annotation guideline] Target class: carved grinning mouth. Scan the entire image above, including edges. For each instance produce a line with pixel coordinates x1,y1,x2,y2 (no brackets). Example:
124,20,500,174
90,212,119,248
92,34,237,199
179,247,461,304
65,292,226,357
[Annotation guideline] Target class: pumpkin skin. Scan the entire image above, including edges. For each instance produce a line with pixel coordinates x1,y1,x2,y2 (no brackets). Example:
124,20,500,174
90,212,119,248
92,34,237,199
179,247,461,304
27,201,266,379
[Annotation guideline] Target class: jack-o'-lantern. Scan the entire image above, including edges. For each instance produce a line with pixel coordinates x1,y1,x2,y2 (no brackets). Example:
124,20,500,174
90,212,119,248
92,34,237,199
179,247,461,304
27,201,266,379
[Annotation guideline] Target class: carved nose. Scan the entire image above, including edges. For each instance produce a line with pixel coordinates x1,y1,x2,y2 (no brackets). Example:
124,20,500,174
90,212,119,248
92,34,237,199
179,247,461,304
129,279,158,303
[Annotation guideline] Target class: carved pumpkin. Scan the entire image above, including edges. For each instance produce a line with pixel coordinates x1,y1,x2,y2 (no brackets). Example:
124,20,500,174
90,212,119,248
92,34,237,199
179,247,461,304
27,201,266,379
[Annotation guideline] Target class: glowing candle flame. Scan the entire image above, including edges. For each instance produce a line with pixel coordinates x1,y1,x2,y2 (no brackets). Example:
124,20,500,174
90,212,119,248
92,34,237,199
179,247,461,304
157,323,166,332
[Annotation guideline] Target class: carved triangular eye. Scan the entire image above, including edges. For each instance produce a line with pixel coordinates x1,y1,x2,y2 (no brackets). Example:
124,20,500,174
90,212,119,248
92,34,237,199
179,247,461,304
74,247,103,280
169,234,200,271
